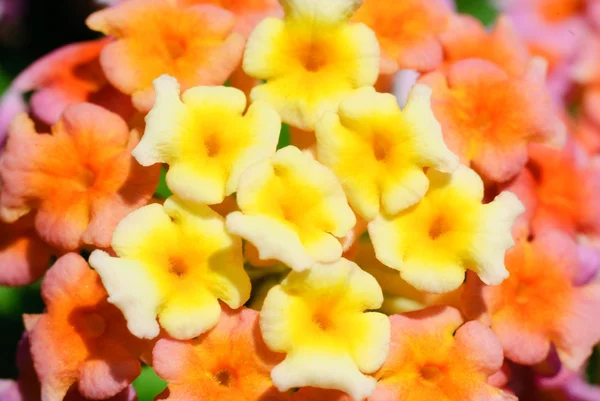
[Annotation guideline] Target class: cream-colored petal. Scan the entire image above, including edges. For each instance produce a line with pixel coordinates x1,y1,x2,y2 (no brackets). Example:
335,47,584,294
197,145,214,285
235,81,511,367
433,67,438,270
225,100,281,195
226,212,316,271
271,352,376,401
403,84,459,172
89,250,162,339
132,75,187,166
469,191,524,285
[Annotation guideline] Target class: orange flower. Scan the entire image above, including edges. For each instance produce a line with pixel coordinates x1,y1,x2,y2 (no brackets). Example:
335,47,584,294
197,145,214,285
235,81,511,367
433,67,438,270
369,307,510,401
0,39,134,137
352,0,452,73
177,0,283,36
87,0,245,111
527,141,600,236
0,216,53,286
463,232,600,369
153,305,290,401
0,103,159,251
419,59,565,182
440,15,530,77
28,253,151,401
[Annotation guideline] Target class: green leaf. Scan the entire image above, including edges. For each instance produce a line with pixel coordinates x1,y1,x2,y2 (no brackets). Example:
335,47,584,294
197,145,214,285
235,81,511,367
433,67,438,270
133,365,167,401
455,0,498,25
154,166,173,199
0,68,11,96
277,123,291,149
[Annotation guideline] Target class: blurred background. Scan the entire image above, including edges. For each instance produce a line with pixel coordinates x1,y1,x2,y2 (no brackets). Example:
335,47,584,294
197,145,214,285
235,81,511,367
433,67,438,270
0,0,546,400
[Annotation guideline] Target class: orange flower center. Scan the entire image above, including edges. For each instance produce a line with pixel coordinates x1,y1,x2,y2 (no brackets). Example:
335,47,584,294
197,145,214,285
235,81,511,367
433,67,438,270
168,256,189,278
204,134,222,158
213,369,234,387
70,309,107,339
420,364,444,381
372,135,391,162
296,40,332,73
428,214,453,240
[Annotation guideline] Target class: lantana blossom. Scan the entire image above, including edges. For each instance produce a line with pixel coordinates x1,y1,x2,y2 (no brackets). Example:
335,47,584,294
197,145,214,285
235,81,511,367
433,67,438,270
463,231,600,370
243,0,380,131
420,59,566,182
440,15,530,77
177,0,283,36
0,103,159,251
153,305,290,401
315,85,458,221
132,75,281,205
226,146,356,272
90,196,250,340
352,0,453,74
87,0,245,111
28,253,149,401
369,165,524,293
260,258,390,401
0,38,134,142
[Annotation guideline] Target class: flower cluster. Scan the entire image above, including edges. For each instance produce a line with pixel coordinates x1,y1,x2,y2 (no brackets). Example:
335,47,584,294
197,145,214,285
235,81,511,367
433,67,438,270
0,0,599,400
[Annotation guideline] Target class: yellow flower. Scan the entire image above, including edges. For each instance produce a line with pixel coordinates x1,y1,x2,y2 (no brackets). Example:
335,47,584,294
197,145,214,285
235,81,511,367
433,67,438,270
316,85,459,221
132,75,281,205
226,146,356,271
89,197,250,340
260,258,390,400
369,165,524,293
243,0,380,131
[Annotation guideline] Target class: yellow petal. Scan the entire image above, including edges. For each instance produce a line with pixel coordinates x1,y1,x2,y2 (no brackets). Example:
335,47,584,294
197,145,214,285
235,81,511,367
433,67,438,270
226,146,355,271
316,85,458,221
133,75,280,205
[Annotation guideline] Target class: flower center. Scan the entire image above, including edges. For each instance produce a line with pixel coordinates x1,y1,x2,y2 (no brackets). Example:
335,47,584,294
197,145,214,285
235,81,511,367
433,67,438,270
312,310,335,331
168,256,188,278
204,134,221,158
420,364,443,381
76,167,97,191
165,36,187,60
213,369,233,387
70,310,106,339
372,135,390,161
428,214,452,240
297,40,330,72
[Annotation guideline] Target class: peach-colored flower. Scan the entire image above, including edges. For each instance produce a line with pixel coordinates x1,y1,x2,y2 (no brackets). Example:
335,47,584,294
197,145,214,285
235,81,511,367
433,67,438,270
0,103,159,251
463,232,600,369
0,216,53,286
87,0,245,111
420,59,565,182
0,39,134,141
527,141,600,236
153,305,290,401
369,306,512,401
177,0,283,36
352,0,453,73
29,253,151,401
440,15,530,77
0,327,138,401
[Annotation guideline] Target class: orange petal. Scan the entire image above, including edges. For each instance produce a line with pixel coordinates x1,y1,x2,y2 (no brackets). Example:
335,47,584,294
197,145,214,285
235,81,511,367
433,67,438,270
0,104,159,250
